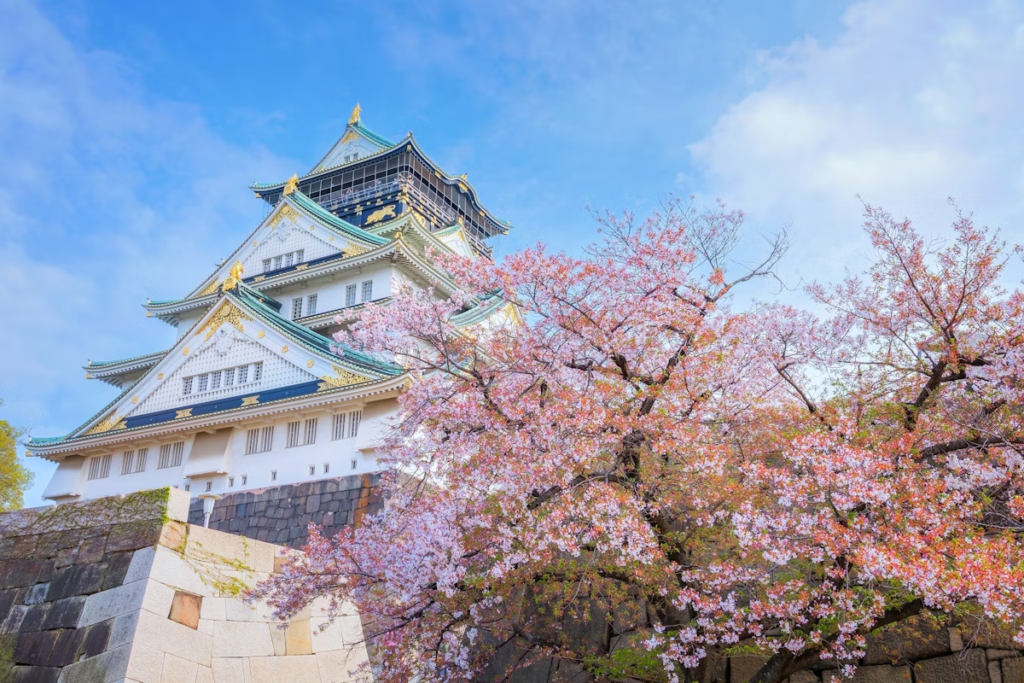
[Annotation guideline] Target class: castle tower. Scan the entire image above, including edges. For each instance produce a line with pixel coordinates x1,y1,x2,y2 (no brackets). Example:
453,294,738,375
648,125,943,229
26,107,514,512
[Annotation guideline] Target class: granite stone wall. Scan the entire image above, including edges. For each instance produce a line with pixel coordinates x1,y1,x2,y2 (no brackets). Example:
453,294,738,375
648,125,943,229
186,474,382,549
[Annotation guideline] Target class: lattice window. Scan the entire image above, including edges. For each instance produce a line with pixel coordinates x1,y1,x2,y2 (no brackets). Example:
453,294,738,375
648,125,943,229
285,252,294,268
241,475,247,486
237,365,248,384
331,413,346,441
121,448,147,475
304,418,318,445
346,285,357,306
210,371,222,390
254,361,263,382
286,421,301,448
362,280,373,302
307,294,318,316
197,375,208,392
245,429,259,455
274,255,283,269
224,368,235,387
349,410,362,438
182,377,193,396
121,450,135,476
263,258,272,272
323,463,330,474
260,426,274,452
271,470,277,481
291,298,303,320
308,465,315,476
87,454,111,480
158,442,184,469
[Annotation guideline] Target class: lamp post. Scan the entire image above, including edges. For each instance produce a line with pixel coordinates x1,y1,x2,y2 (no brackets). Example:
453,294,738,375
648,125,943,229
198,493,221,528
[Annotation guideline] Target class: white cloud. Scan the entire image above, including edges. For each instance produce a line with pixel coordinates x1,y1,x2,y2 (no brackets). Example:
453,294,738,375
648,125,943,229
0,1,294,506
691,0,1024,285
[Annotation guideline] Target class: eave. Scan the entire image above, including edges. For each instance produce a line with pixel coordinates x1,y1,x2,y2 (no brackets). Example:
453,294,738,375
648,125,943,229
84,350,168,387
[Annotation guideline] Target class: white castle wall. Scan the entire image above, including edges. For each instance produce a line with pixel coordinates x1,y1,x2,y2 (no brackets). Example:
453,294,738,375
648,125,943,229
242,220,340,277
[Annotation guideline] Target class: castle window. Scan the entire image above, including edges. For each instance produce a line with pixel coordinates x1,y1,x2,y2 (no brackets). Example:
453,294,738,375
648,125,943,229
262,258,272,272
121,448,147,475
253,362,263,382
87,454,111,481
274,256,283,270
292,297,303,319
304,418,318,445
182,377,193,395
197,374,208,393
237,365,249,384
224,368,235,387
286,421,301,448
245,426,274,455
331,413,346,441
205,481,213,493
349,410,362,438
306,293,318,316
308,465,315,476
241,475,247,486
362,280,373,302
296,249,304,263
158,441,184,469
284,252,294,268
323,463,330,474
345,285,357,307
270,470,277,482
351,460,357,470
229,477,234,487
210,371,222,390
184,484,190,492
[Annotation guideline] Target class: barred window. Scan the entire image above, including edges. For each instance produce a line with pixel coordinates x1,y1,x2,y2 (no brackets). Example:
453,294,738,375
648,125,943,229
286,421,301,448
224,368,235,387
306,293,318,316
292,297,303,319
185,362,261,397
271,470,277,481
197,374,208,392
263,258,272,273
308,465,315,476
253,362,263,382
87,454,111,480
121,448,147,475
237,365,249,384
229,477,234,487
331,413,346,441
323,463,330,474
285,252,294,268
210,371,222,390
296,249,304,263
304,418,318,445
362,280,373,302
260,426,274,452
121,450,135,476
349,410,362,439
158,441,184,469
183,377,193,395
241,475,247,486
346,284,357,307
245,429,259,455
274,255,283,270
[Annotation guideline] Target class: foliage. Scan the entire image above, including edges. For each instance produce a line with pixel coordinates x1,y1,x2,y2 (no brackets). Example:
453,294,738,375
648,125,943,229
252,200,1024,683
0,403,33,511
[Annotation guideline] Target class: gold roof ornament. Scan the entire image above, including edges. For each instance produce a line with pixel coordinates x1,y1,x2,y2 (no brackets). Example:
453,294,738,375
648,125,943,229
282,173,300,196
348,102,362,125
222,261,245,291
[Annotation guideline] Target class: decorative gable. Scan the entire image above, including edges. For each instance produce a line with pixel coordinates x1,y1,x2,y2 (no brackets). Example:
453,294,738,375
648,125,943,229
241,206,341,277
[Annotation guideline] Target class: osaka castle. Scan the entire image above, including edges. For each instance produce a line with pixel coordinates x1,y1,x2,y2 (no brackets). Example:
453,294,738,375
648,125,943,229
27,105,513,505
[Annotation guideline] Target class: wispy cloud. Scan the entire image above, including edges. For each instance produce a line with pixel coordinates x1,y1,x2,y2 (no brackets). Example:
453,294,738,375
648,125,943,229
0,0,293,505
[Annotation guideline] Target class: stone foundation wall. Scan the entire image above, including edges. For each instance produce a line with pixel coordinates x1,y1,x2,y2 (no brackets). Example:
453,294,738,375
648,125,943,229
0,488,370,683
187,474,381,549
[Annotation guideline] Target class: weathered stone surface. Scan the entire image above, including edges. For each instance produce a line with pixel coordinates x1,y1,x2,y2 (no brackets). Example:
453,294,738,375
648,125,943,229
132,608,212,667
1003,657,1024,683
21,583,47,606
285,618,312,655
82,619,112,658
824,665,911,682
100,551,135,591
863,615,951,665
212,621,273,658
18,602,50,633
75,535,107,565
79,577,148,627
168,591,202,630
48,628,86,667
0,559,51,589
914,649,989,683
731,654,770,683
161,652,198,682
40,596,86,630
105,520,162,553
959,615,1022,650
46,563,106,601
991,660,1004,683
789,671,820,683
9,665,60,683
14,629,58,665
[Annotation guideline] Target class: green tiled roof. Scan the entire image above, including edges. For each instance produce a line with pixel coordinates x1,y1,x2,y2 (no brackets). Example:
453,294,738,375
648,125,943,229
286,191,389,247
89,350,167,368
351,121,394,149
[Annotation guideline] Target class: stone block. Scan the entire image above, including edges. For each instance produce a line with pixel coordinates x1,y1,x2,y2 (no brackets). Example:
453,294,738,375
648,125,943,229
2,605,28,634
169,592,203,630
10,665,60,683
991,660,1004,683
269,623,286,655
109,611,142,651
101,552,137,591
125,643,165,683
789,672,819,683
211,657,244,683
731,655,769,683
18,603,50,633
10,536,38,559
199,597,225,622
148,547,212,597
949,627,965,652
309,617,346,653
106,520,163,554
196,665,214,683
265,654,320,680
23,583,48,605
79,578,149,627
76,535,108,564
285,619,312,655
167,488,191,523
959,616,1022,650
48,628,86,667
41,596,86,630
823,665,911,682
160,653,198,682
124,547,156,585
1003,657,1024,683
47,562,107,600
317,648,370,683
0,559,51,589
211,621,274,658
989,650,1018,660
132,608,213,667
15,630,58,666
159,522,187,551
225,599,257,622
83,619,112,658
864,615,951,665
913,649,988,683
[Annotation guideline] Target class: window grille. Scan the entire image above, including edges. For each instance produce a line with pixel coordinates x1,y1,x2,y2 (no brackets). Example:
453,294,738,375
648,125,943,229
331,413,346,441
229,477,234,487
263,258,272,273
158,441,184,469
183,377,193,395
292,298,303,319
323,463,330,474
286,421,301,448
274,256,283,270
260,426,274,452
308,465,315,476
224,368,235,386
346,285,357,306
307,293,318,315
271,470,277,482
197,374,208,392
237,365,249,384
205,481,212,492
254,362,263,382
245,429,259,455
285,253,294,268
362,280,373,302
210,371,222,390
296,249,304,263
87,454,111,480
349,410,362,438
351,460,357,470
241,475,247,486
304,418,318,445
121,450,135,476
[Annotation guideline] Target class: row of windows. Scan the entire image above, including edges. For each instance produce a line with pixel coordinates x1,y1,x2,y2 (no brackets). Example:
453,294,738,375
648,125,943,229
263,250,304,273
286,418,318,448
291,294,318,320
183,362,263,397
346,281,373,308
87,441,185,481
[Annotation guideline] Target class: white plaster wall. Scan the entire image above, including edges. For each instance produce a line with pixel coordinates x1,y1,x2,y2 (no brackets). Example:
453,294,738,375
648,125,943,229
265,263,394,319
132,331,317,416
243,220,340,276
42,454,86,499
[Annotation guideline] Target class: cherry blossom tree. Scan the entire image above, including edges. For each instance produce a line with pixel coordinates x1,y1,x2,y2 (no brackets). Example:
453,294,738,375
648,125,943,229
251,200,1024,683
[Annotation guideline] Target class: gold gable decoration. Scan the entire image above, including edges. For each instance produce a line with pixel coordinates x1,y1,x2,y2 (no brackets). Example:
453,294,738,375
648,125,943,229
348,102,361,125
365,205,396,225
196,279,221,297
84,412,127,436
196,302,254,341
318,364,370,392
282,173,300,196
222,261,244,291
269,204,300,229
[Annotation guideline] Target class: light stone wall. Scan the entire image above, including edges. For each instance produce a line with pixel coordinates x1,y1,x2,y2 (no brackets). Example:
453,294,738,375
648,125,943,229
0,488,371,683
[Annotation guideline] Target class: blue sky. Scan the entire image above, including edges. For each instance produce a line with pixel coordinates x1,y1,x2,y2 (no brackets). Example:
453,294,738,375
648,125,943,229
4,0,1024,506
